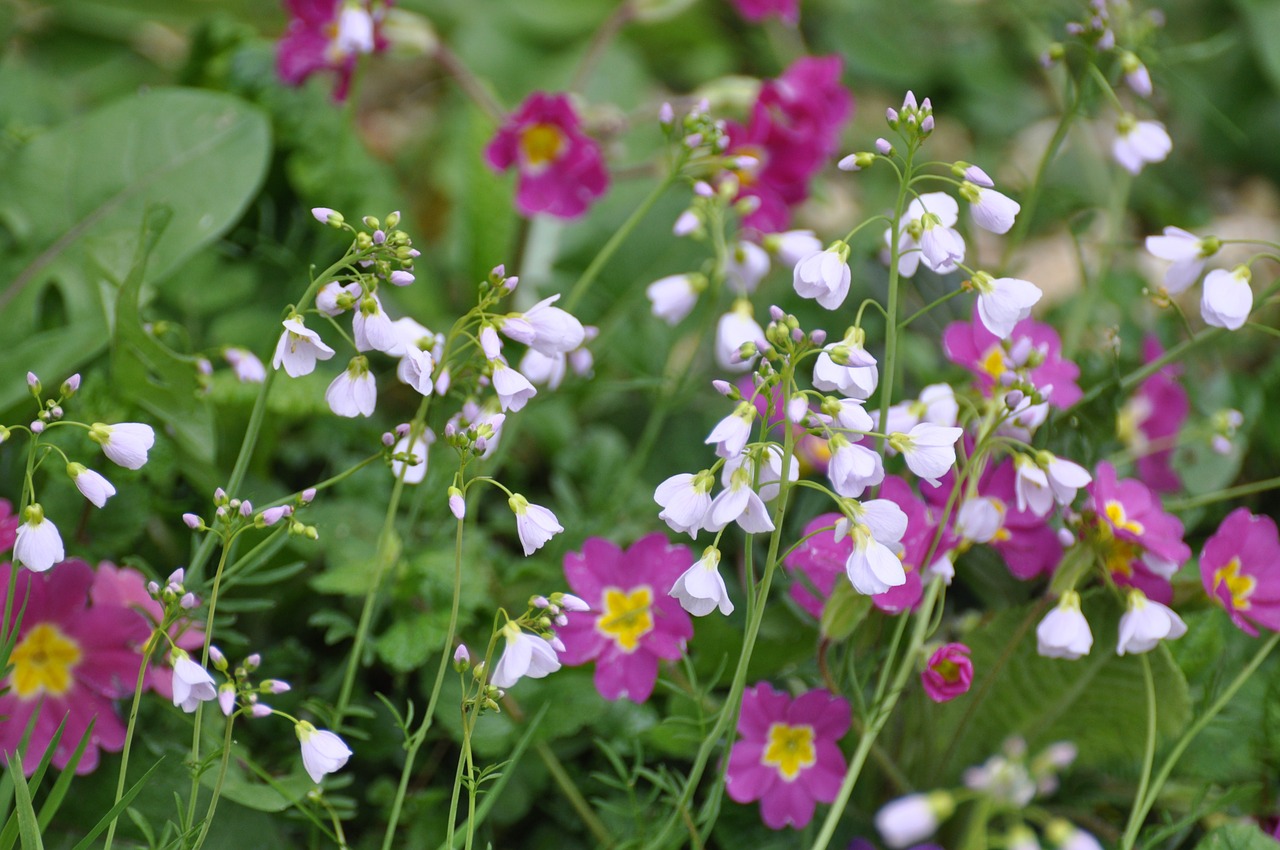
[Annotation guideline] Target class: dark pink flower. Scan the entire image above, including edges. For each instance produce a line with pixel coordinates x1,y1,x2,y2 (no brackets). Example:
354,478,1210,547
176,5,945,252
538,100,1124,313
727,57,853,233
0,560,149,774
921,643,973,702
1200,508,1280,636
558,534,693,702
942,305,1081,409
0,498,18,553
276,0,388,102
729,0,799,24
485,93,609,220
1085,461,1189,603
1118,337,1188,493
726,684,849,829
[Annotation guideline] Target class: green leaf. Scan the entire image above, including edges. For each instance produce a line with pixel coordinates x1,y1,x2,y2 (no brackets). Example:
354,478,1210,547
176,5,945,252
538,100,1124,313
2,758,40,850
1193,822,1280,850
1232,0,1280,93
820,580,873,642
69,758,164,850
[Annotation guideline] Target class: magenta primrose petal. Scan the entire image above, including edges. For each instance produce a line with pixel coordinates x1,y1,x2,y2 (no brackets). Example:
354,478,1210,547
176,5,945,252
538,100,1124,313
1200,508,1280,636
558,534,694,702
729,0,799,24
1087,462,1190,602
942,305,1081,408
921,643,973,703
1121,336,1188,494
276,0,387,102
485,92,609,220
0,560,149,775
726,683,850,829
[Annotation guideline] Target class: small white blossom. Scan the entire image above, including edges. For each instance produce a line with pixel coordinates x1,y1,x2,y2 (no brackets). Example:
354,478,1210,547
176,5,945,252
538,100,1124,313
325,357,376,418
1145,226,1217,294
724,241,770,295
972,272,1041,339
715,303,766,371
508,494,562,555
1200,266,1253,331
646,274,704,325
398,344,436,395
768,230,823,268
490,622,561,688
1112,117,1171,174
296,721,353,784
172,655,218,712
812,336,878,399
960,181,1020,234
521,294,586,355
89,422,156,470
68,463,116,508
891,423,963,487
875,792,953,849
655,471,714,537
1036,591,1093,659
827,434,884,498
13,504,64,573
1117,589,1187,655
842,499,909,595
669,546,734,616
491,359,537,411
272,317,335,377
792,242,852,310
705,402,756,459
955,497,1005,543
352,294,399,353
705,465,775,534
315,281,360,316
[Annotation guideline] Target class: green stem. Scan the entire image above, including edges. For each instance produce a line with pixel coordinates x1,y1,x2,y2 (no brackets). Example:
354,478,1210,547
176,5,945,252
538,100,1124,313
898,287,966,330
187,538,235,826
1163,475,1280,512
876,146,916,455
536,741,613,846
102,637,155,850
1120,654,1158,850
190,717,236,850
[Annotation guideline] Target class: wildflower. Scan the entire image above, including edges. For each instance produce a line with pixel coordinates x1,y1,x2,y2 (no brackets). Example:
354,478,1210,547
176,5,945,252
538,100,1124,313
826,434,884,498
1201,508,1280,635
171,653,218,712
518,294,586,356
654,470,714,537
669,546,733,616
844,499,910,595
14,504,64,573
971,272,1042,340
959,181,1020,234
729,0,799,25
793,242,852,310
812,336,878,399
716,304,767,372
224,348,266,383
877,384,958,436
705,464,775,534
722,444,798,503
88,422,156,470
875,791,954,848
646,274,704,325
955,497,1004,544
1200,265,1253,330
491,359,537,412
276,0,385,101
725,684,850,829
1087,461,1190,596
295,720,353,783
1112,116,1171,174
398,344,436,395
325,357,376,417
489,621,562,688
890,423,963,487
67,463,116,508
1121,51,1153,97
767,230,823,268
943,306,1082,409
1145,226,1218,294
508,494,563,555
888,192,963,277
352,294,398,353
485,92,608,219
705,402,757,458
272,317,335,378
1036,591,1093,659
922,643,973,703
725,241,771,296
1116,588,1187,655
0,561,149,774
315,281,360,316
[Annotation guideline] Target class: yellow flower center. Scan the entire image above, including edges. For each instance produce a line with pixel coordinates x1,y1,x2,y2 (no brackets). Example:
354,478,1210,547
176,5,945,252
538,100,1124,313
1105,500,1144,535
1213,557,1256,611
10,623,81,698
979,345,1007,380
932,659,961,683
596,587,654,653
519,123,567,170
762,723,817,781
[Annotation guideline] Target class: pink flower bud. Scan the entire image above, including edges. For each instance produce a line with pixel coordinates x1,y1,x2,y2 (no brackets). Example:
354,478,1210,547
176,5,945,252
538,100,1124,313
27,372,39,388
261,506,291,526
209,646,226,667
301,488,317,504
390,270,414,286
251,703,273,718
245,653,261,670
262,679,292,694
168,568,185,585
180,592,198,609
559,593,590,612
219,685,236,716
183,513,201,529
30,421,44,434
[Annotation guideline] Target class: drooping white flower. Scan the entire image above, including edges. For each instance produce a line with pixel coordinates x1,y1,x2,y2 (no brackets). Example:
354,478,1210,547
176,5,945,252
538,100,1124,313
767,230,823,268
812,335,879,399
1200,266,1253,331
875,791,954,849
715,302,766,371
705,465,775,534
826,397,874,433
68,463,116,508
88,422,156,470
1145,226,1218,294
826,434,885,498
1014,454,1053,516
646,274,704,325
792,242,852,310
705,402,756,459
654,470,714,537
519,349,567,389
960,181,1020,234
721,444,797,502
508,494,562,556
172,654,218,712
918,214,966,273
842,499,909,595
1045,455,1091,506
877,383,958,438
520,294,586,355
391,430,434,484
669,546,734,616
955,497,1005,543
272,317,335,377
352,294,399,353
1116,589,1187,655
1036,591,1093,659
724,241,770,295
490,621,561,688
1112,116,1171,175
890,423,963,487
887,192,961,278
325,357,377,418
13,504,64,572
491,359,537,411
315,281,360,317
398,344,436,395
295,721,353,784
971,272,1041,339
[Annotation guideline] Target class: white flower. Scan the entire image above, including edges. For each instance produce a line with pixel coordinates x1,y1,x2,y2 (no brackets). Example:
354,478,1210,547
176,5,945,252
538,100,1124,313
223,347,266,383
891,423,963,487
1122,52,1153,98
13,504,64,572
68,463,116,508
521,294,586,355
1045,455,1091,506
768,230,823,268
1200,266,1253,331
1117,590,1187,655
705,465,775,534
792,242,852,310
508,494,562,556
391,431,434,484
315,281,360,316
842,499,909,595
89,422,156,470
963,165,994,187
1047,821,1103,850
828,397,874,433
875,791,953,849
705,402,756,458
387,317,440,359
490,622,561,688
519,349,567,389
295,721,353,784
972,272,1041,339
887,192,960,277
333,4,374,55
1145,226,1216,294
352,294,399,353
877,383,958,438
272,317,335,377
479,325,503,359
721,444,797,502
325,357,376,418
172,655,218,712
398,344,436,395
812,336,879,399
715,303,766,371
669,546,734,616
724,241,770,295
960,181,1020,234
827,435,884,498
1112,117,1171,174
955,497,1005,543
918,215,966,273
654,471,714,537
1014,455,1053,516
491,359,537,411
1036,591,1093,659
646,274,703,325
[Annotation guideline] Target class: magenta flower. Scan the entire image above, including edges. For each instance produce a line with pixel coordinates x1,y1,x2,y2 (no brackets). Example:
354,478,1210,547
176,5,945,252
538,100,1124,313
1200,508,1280,635
921,643,973,703
726,57,853,233
942,305,1081,409
485,93,609,219
1086,462,1190,603
0,498,18,553
976,461,1063,581
729,0,799,24
276,0,388,102
0,560,149,774
725,684,849,829
1118,337,1188,493
557,534,694,702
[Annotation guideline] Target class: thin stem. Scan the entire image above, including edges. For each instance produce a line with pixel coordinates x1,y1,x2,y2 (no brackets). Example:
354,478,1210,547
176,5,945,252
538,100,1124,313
187,538,236,826
535,741,613,846
190,717,236,850
1163,475,1280,512
570,1,634,93
1120,654,1158,850
102,637,155,850
898,287,966,330
876,146,916,455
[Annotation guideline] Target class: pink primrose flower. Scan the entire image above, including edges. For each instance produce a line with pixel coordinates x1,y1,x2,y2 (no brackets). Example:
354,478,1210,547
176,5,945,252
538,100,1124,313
0,498,19,553
0,560,150,774
729,0,799,25
557,534,694,702
485,92,609,219
943,305,1081,409
921,643,973,703
1118,337,1188,493
725,683,850,829
276,0,388,102
1200,508,1280,636
1086,462,1190,603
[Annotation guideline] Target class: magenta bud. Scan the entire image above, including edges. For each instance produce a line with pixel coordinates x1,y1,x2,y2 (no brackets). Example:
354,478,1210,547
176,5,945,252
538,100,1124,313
261,506,290,526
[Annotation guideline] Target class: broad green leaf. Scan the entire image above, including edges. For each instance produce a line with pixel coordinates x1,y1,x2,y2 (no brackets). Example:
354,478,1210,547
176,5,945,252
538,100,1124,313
1194,822,1280,850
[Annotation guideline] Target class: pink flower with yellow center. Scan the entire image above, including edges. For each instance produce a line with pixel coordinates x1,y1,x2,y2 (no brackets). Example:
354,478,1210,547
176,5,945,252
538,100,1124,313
1116,337,1188,494
485,92,609,219
557,534,694,702
1085,462,1189,603
942,305,1081,409
921,643,973,703
276,0,388,102
725,684,850,829
1200,508,1280,636
0,560,149,774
